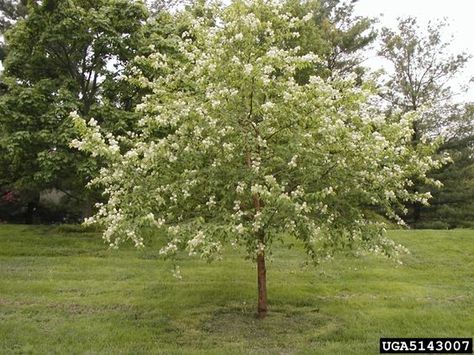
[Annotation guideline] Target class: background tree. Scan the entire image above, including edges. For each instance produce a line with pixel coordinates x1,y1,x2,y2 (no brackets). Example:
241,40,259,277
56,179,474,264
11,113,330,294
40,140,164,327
378,17,472,226
0,0,149,221
421,103,474,227
73,0,444,319
284,0,376,82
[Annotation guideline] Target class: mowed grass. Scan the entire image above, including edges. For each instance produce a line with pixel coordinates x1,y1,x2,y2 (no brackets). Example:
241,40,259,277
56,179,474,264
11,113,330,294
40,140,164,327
0,225,472,354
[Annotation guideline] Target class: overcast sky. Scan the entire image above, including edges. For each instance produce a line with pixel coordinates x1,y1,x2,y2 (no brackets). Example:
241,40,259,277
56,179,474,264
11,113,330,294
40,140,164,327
354,0,474,101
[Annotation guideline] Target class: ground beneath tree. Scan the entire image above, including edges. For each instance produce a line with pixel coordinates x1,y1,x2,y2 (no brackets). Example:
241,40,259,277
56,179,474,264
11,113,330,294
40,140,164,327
0,225,472,354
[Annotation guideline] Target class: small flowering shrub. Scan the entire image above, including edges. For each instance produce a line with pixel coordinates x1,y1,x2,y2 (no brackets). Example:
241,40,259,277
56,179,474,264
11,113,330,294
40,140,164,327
72,0,446,317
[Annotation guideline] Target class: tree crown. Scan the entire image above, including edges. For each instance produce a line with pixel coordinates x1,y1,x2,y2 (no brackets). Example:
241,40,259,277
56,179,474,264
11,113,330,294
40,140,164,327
73,0,446,265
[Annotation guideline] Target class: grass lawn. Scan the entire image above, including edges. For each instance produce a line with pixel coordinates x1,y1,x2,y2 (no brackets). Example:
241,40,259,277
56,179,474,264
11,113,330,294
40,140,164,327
0,225,472,354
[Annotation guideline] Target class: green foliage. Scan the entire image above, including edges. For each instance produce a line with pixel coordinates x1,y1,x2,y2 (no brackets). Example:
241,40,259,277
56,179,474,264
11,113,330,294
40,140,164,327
0,0,149,218
282,0,376,82
0,77,79,190
302,0,376,75
421,104,474,228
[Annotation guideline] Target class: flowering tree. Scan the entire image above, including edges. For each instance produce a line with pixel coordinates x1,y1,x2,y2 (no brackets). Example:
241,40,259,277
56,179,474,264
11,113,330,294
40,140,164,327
72,0,445,319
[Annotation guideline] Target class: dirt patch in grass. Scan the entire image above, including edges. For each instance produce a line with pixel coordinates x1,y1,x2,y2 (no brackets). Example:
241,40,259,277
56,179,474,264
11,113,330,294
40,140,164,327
196,304,340,351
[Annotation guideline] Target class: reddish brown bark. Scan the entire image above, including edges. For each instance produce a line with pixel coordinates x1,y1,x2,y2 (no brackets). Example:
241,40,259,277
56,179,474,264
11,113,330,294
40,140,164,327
246,145,267,318
252,188,267,319
257,250,267,319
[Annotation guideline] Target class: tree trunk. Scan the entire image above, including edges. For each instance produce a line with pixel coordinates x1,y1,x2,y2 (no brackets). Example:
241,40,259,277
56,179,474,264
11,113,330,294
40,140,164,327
245,150,267,318
257,251,267,319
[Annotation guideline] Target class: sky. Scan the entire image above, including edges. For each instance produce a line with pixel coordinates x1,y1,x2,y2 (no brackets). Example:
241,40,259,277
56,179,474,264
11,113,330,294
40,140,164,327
353,0,474,101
